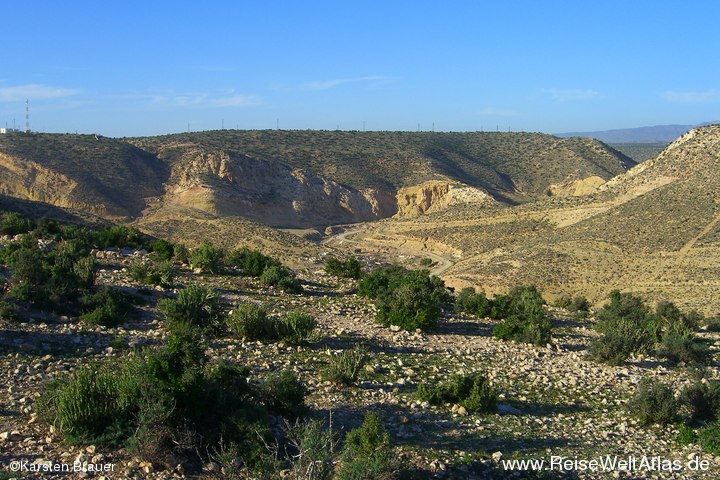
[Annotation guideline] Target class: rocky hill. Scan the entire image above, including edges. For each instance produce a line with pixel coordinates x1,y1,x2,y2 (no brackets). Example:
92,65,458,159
344,125,720,314
0,130,633,235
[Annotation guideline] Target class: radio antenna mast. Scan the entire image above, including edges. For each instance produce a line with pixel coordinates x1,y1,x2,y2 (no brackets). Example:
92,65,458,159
25,99,30,133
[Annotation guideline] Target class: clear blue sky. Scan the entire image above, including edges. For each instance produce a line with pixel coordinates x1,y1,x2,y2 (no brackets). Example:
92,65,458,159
1,1,718,137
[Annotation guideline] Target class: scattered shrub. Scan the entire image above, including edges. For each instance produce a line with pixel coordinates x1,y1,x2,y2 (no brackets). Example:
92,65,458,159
128,258,176,288
149,239,174,260
0,299,20,322
259,265,304,293
157,284,224,334
338,413,397,480
568,295,591,314
356,264,407,299
259,369,306,417
417,372,497,414
589,291,659,364
372,268,450,331
322,344,368,386
656,325,710,365
492,285,552,346
227,302,275,340
277,311,317,343
628,378,678,426
324,255,362,279
80,286,136,327
173,243,189,264
283,418,338,480
189,239,224,274
696,424,720,455
0,212,33,236
225,248,278,276
680,380,720,422
97,225,144,249
454,287,490,317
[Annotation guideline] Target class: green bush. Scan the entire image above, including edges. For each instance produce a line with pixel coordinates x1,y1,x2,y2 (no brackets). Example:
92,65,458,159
589,291,659,364
417,372,496,414
80,287,136,327
628,378,678,426
705,316,720,332
97,225,144,249
283,418,338,480
322,344,368,386
696,424,720,455
149,239,174,260
277,311,316,343
492,285,552,346
568,295,591,314
0,299,20,322
38,327,279,468
324,255,362,279
225,247,278,276
373,269,449,331
454,287,490,317
189,239,224,274
259,369,306,417
128,258,176,288
680,380,720,422
259,265,304,293
227,302,275,341
656,325,710,365
157,284,224,335
357,264,407,299
173,243,189,264
0,211,33,236
338,413,397,480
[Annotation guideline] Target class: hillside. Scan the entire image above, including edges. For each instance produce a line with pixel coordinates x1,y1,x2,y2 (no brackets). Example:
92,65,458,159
0,130,633,231
557,124,697,143
132,131,635,198
341,125,720,314
0,133,168,219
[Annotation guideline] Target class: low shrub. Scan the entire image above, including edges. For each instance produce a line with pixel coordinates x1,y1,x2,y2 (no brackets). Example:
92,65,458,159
189,239,224,274
589,291,659,364
338,413,398,480
227,302,275,340
258,369,306,417
628,378,678,426
0,211,33,236
416,372,496,414
128,258,176,288
97,225,144,249
80,287,136,327
225,248,278,277
454,287,490,317
322,344,368,386
492,285,552,346
696,424,720,455
277,311,316,343
656,326,710,365
38,327,282,469
283,418,338,480
568,295,591,314
373,269,450,331
680,380,720,422
173,243,189,264
324,255,362,279
259,265,303,293
149,239,174,260
157,284,224,335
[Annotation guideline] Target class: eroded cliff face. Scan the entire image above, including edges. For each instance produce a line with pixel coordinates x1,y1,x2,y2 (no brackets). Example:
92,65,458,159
394,181,496,218
164,149,397,228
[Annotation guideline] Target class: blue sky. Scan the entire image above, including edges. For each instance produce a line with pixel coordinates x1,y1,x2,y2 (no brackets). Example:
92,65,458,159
1,1,718,137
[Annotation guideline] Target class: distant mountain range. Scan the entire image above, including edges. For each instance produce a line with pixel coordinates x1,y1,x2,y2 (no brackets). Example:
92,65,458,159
556,122,718,143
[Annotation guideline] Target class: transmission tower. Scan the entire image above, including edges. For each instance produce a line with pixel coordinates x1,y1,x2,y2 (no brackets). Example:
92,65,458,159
25,99,30,133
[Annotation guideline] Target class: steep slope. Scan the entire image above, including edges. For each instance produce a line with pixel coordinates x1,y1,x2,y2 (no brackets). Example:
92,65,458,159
0,134,168,219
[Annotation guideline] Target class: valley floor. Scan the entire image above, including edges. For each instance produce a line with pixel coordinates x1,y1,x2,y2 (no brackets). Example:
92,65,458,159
1,249,718,479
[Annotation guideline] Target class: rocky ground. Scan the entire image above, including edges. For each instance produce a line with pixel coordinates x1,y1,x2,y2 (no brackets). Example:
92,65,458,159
1,249,719,479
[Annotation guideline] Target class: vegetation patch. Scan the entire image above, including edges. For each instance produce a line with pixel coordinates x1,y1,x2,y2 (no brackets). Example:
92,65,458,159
417,372,497,414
